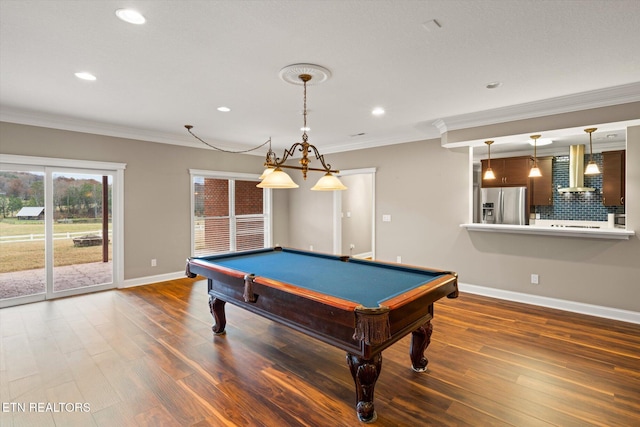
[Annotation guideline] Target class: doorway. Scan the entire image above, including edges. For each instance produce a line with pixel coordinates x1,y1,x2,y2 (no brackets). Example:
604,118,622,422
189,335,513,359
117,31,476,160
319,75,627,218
333,168,376,259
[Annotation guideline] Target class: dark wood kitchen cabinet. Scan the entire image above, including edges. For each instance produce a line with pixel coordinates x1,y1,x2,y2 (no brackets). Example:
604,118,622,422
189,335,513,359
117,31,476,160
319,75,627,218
602,150,625,206
530,156,553,206
481,156,532,187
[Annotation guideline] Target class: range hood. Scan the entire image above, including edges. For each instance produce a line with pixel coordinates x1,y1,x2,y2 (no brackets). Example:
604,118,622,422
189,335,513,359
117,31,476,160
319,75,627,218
557,145,595,193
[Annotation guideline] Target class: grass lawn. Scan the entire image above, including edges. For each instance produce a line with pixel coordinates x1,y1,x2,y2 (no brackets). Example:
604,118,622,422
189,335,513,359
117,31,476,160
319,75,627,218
0,219,112,273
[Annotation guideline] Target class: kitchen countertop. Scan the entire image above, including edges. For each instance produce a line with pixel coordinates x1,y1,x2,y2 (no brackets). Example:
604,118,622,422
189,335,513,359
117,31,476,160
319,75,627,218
461,222,635,240
530,219,612,229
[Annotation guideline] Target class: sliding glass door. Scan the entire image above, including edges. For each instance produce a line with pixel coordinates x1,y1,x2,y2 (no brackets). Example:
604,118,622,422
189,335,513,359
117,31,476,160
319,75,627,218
0,155,125,307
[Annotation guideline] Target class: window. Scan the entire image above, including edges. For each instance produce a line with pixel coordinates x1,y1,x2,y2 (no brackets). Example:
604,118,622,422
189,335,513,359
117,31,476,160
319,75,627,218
191,170,271,256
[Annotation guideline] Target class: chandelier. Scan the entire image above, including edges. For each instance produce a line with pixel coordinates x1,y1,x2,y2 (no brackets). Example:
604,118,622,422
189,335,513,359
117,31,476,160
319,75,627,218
258,65,346,191
185,64,346,191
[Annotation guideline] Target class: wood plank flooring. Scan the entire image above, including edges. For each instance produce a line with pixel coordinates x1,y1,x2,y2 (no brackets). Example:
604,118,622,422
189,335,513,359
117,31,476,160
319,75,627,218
1,277,639,426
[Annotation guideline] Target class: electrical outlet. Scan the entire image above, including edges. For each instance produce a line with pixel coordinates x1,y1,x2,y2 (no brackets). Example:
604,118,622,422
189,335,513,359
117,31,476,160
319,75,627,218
396,256,402,263
531,274,539,284
309,245,314,251
350,244,355,249
151,259,157,267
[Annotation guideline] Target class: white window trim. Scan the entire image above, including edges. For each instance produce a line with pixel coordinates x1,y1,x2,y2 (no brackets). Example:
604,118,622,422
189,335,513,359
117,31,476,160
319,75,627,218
189,169,272,256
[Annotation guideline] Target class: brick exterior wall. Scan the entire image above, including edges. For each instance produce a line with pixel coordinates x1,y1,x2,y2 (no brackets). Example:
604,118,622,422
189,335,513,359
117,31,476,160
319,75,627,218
203,178,229,217
234,180,264,250
200,178,264,253
203,179,229,251
235,180,263,215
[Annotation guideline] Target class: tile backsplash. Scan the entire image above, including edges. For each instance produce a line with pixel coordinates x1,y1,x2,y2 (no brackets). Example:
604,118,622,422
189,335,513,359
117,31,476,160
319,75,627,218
534,153,625,221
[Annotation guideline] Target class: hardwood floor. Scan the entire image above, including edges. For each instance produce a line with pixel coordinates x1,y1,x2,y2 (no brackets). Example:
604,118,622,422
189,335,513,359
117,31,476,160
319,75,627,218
1,277,639,426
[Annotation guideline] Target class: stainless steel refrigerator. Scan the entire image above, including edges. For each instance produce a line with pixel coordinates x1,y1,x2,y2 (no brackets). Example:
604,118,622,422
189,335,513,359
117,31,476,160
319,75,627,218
480,187,527,225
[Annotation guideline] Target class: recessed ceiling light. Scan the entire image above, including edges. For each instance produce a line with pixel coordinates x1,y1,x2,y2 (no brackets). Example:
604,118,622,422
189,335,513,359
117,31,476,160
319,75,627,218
486,81,502,89
217,106,231,112
115,9,146,25
74,72,96,81
372,107,385,116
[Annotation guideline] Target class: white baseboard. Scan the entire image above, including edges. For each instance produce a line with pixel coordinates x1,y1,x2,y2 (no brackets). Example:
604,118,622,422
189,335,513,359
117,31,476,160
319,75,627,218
353,251,373,259
120,271,187,289
459,282,640,325
118,275,640,325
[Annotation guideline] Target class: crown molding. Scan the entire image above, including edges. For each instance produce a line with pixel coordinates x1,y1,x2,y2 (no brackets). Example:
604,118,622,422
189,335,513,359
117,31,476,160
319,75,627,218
320,130,441,155
0,107,253,152
433,82,640,134
3,82,638,155
0,106,438,156
431,119,448,134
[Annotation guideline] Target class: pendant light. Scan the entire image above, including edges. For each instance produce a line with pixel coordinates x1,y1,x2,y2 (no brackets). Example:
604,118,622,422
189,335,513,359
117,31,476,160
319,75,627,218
311,172,348,191
256,64,347,191
259,167,275,180
256,167,299,188
528,134,542,177
483,140,496,180
584,127,600,175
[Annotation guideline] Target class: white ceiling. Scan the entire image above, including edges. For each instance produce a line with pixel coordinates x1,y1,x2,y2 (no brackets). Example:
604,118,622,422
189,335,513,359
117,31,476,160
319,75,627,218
1,0,639,157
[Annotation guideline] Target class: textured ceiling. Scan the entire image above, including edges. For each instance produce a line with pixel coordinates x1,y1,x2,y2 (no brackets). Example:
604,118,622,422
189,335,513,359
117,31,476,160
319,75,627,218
1,0,639,156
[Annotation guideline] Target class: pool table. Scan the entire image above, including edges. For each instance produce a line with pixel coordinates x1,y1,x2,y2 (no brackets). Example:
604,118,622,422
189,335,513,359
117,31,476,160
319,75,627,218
186,247,458,423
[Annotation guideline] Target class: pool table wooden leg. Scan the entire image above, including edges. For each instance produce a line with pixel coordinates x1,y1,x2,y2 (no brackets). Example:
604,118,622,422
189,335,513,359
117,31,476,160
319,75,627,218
346,352,382,423
208,295,227,335
410,320,433,372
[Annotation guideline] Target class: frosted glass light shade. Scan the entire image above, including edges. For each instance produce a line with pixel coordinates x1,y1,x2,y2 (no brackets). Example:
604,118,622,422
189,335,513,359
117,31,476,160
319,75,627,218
311,173,347,191
483,168,496,180
257,168,299,188
584,161,600,175
528,166,542,177
259,167,275,180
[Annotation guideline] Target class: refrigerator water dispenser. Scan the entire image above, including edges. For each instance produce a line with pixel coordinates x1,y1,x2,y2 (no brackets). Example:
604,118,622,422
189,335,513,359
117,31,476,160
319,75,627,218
482,202,495,224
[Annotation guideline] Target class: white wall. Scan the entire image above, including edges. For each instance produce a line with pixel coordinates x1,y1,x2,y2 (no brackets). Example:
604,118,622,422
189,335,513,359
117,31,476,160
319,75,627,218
284,175,334,253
